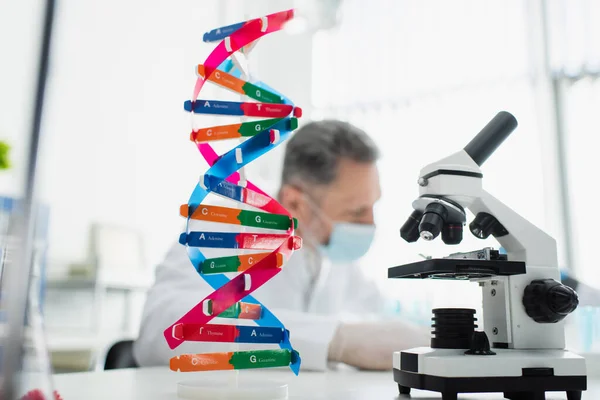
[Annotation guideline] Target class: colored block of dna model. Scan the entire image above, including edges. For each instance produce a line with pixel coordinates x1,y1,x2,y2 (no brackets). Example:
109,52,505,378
163,9,303,375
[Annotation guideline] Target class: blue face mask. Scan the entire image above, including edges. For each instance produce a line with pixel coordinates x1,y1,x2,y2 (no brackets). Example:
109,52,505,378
301,193,376,263
319,222,376,263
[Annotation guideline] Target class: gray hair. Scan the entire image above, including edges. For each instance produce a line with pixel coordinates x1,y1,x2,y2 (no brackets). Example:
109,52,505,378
281,120,380,188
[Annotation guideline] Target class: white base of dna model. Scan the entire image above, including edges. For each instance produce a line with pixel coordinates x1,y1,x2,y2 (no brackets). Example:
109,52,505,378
177,376,288,400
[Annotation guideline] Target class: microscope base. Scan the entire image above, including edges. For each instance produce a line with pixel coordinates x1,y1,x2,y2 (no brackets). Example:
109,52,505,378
393,348,586,400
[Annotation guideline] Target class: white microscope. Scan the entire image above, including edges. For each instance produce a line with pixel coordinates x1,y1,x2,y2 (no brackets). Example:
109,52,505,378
390,112,586,400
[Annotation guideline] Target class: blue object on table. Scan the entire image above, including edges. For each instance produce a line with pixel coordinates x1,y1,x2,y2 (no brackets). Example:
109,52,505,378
499,246,572,284
579,306,596,352
0,196,50,312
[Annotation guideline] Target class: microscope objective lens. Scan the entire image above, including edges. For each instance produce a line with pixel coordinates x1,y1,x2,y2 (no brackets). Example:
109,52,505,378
420,231,433,241
418,203,448,241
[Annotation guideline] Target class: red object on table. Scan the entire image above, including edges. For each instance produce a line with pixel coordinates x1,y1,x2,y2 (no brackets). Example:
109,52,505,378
20,390,62,400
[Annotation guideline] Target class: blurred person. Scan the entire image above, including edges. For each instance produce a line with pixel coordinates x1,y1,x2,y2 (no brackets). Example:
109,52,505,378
134,120,428,371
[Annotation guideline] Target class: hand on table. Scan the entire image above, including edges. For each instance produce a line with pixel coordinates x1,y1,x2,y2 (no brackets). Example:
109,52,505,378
328,319,429,371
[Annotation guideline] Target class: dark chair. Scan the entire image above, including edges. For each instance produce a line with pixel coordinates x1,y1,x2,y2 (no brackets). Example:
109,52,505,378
103,340,139,370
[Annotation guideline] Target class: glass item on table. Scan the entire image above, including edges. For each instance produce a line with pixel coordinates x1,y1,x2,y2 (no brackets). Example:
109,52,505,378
0,0,58,398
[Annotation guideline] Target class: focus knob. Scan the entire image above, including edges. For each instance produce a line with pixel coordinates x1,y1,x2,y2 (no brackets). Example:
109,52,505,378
523,279,579,323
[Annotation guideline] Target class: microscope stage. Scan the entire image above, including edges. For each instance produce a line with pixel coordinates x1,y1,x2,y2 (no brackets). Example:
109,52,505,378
388,258,526,280
393,348,586,399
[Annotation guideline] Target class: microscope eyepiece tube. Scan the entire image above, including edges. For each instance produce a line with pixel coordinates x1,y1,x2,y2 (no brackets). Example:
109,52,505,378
463,111,518,166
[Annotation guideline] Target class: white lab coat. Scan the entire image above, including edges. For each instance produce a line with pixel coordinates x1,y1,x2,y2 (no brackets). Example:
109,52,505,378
133,240,388,371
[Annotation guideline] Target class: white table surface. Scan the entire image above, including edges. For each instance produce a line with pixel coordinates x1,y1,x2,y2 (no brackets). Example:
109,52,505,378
53,366,600,400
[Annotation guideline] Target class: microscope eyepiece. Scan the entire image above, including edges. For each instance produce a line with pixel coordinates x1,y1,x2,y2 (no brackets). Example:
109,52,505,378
419,203,448,241
400,210,423,243
464,111,518,166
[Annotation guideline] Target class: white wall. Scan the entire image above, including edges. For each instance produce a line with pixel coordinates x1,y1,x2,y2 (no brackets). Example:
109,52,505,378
0,1,44,197
39,1,216,268
307,0,571,320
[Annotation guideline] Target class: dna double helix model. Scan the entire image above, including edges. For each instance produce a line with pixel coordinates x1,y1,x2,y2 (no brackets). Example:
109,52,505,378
163,10,303,375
